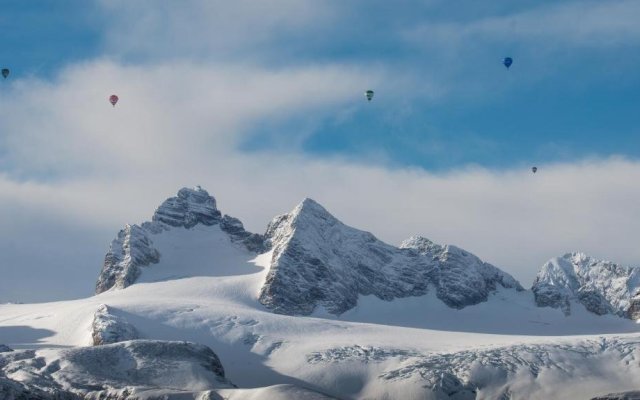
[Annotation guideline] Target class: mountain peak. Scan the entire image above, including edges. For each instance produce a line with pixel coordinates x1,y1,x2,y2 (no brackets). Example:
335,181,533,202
96,186,263,294
532,252,640,318
400,236,444,257
152,186,222,229
260,200,522,315
291,198,336,221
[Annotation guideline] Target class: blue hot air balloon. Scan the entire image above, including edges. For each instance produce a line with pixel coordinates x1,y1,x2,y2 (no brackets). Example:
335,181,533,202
503,57,513,69
365,90,374,102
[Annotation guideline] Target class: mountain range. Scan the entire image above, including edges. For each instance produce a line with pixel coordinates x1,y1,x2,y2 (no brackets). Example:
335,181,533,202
2,186,639,399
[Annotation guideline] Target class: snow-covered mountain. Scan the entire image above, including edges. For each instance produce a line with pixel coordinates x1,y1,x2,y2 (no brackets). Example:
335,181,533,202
97,188,523,315
95,186,263,294
532,252,640,319
2,186,640,399
259,199,521,315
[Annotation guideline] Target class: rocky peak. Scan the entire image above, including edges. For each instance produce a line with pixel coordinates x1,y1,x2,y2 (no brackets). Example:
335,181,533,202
532,252,640,318
96,187,263,294
259,199,522,315
152,186,221,228
95,224,160,294
400,236,444,258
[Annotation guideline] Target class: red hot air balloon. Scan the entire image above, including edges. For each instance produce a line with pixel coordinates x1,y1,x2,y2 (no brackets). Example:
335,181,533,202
109,95,119,107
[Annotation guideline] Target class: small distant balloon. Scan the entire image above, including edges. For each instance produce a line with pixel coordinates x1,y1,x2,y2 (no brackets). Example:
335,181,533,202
503,57,513,69
1,68,9,79
531,166,537,174
109,94,119,107
365,90,374,102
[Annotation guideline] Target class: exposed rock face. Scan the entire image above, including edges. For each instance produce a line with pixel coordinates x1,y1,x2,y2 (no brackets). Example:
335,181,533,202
96,186,264,293
95,224,161,294
630,294,640,321
91,304,138,346
220,214,265,253
401,236,523,308
152,186,221,228
0,345,11,353
259,199,522,315
532,252,640,318
592,392,640,400
0,376,80,400
0,340,233,399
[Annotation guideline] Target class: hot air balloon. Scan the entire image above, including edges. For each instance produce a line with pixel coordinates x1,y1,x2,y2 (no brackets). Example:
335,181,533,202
503,57,513,69
109,94,119,107
531,166,537,174
1,68,9,79
365,90,374,102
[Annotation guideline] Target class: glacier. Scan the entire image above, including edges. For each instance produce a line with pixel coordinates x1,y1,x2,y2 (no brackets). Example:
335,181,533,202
2,186,640,399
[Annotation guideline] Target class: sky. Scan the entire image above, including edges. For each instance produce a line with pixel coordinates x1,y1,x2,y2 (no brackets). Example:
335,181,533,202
1,0,640,302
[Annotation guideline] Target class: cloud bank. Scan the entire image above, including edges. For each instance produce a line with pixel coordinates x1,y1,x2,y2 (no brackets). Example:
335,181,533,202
1,1,640,302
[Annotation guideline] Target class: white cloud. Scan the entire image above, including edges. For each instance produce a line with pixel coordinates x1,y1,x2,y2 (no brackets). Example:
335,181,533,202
406,0,640,48
2,2,640,302
98,0,337,61
1,62,640,301
0,60,384,178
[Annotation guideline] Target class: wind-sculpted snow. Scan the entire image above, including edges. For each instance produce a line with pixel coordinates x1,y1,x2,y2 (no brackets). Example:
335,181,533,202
532,253,640,319
95,186,263,293
0,340,233,399
0,339,337,399
259,199,522,315
309,336,640,399
91,304,138,345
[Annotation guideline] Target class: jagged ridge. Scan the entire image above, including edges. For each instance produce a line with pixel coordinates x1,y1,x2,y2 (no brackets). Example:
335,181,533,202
95,186,263,294
259,198,522,315
532,252,640,319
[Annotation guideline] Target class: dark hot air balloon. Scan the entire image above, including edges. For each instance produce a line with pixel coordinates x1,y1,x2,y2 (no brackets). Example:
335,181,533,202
365,90,374,102
1,68,9,79
531,166,537,174
109,94,119,107
503,57,513,69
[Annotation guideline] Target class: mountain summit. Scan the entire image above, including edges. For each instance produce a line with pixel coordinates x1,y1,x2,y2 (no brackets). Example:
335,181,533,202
94,186,639,322
532,252,640,319
95,187,262,293
258,198,522,315
152,186,221,228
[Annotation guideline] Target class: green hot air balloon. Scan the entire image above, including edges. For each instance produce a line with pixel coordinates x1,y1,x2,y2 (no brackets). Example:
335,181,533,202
365,90,374,102
1,68,9,79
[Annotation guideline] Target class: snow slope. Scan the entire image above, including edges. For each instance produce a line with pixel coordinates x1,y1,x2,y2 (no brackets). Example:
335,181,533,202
2,187,640,399
2,239,639,398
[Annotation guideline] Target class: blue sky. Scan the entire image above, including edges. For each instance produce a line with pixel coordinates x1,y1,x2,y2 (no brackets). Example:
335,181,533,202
2,1,640,302
0,1,103,78
3,0,640,171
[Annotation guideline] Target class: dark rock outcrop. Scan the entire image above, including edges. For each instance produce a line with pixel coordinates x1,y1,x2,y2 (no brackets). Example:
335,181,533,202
152,186,221,228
